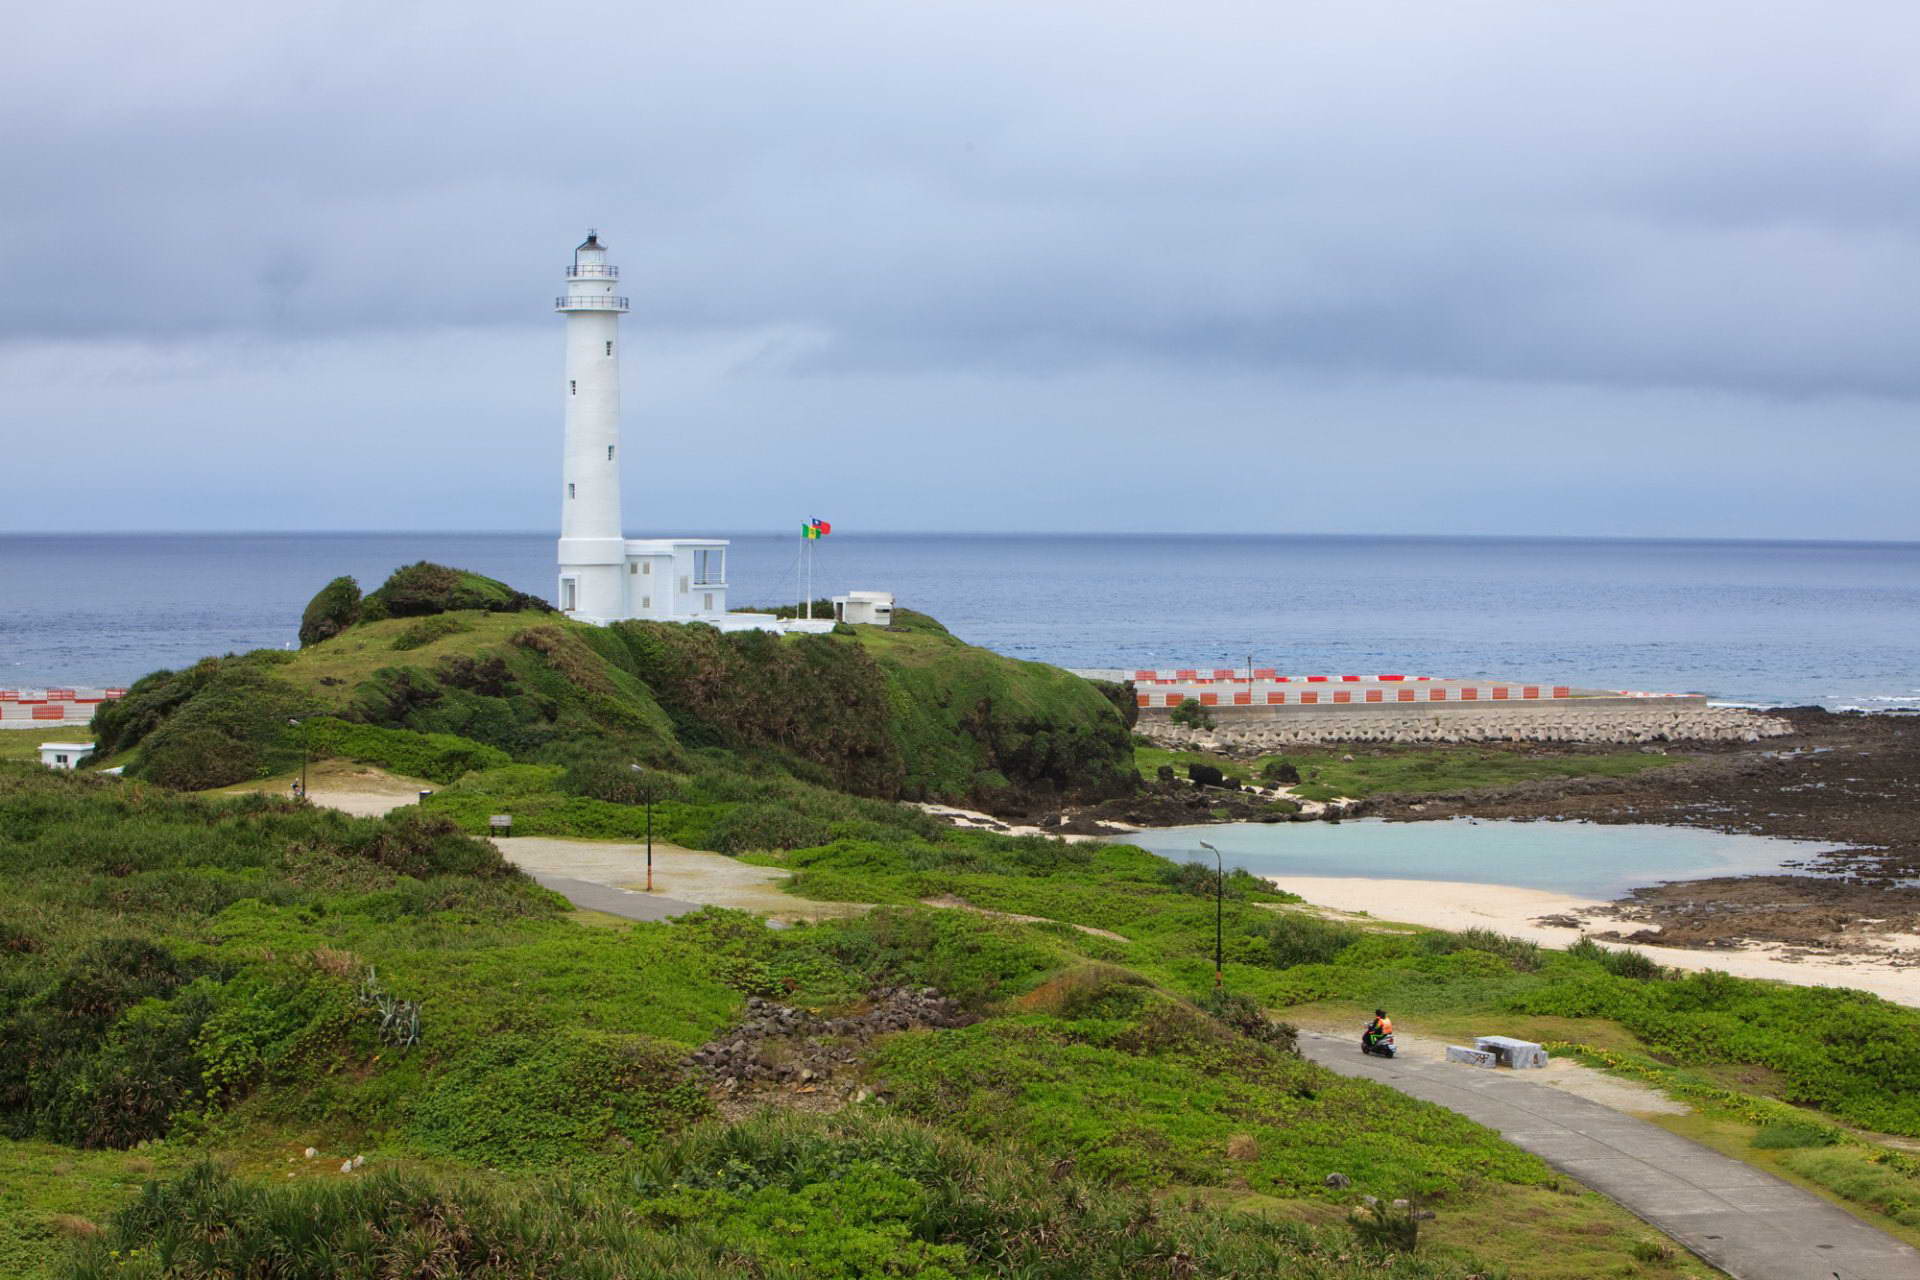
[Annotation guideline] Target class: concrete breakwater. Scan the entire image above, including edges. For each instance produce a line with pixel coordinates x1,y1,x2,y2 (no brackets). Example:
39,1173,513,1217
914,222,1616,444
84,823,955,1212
1139,705,1791,749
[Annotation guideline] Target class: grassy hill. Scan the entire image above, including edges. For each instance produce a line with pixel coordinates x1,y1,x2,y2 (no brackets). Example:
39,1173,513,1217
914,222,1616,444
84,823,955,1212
91,567,1136,829
2,762,1718,1278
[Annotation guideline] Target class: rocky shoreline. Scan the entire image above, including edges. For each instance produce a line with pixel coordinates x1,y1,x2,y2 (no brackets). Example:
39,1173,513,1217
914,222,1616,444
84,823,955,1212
1138,703,1792,749
991,707,1920,955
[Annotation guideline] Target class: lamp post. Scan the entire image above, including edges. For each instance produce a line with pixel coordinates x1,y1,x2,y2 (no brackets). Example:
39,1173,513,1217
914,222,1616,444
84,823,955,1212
1200,840,1223,987
630,765,654,891
287,717,308,800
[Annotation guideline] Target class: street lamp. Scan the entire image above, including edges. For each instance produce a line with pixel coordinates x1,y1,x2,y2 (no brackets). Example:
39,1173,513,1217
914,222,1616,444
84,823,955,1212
630,765,654,891
1199,840,1223,988
287,717,309,800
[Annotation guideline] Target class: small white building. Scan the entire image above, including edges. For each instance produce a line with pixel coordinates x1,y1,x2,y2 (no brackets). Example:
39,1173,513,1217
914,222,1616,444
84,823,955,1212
831,591,895,626
39,742,92,770
552,231,839,636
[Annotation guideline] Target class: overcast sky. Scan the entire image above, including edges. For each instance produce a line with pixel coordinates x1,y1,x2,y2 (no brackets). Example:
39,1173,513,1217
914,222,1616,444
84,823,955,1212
4,1,1917,538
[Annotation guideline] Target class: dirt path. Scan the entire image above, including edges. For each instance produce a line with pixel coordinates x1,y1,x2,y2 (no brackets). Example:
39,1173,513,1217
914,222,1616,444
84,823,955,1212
493,837,868,922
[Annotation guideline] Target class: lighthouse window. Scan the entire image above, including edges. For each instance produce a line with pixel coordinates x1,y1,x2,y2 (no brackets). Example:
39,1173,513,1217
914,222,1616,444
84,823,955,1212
568,483,575,498
605,341,613,356
607,445,614,460
569,380,576,395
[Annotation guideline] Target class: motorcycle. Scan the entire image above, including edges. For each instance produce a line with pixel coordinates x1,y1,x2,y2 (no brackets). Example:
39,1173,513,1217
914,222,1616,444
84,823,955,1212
1360,1028,1396,1059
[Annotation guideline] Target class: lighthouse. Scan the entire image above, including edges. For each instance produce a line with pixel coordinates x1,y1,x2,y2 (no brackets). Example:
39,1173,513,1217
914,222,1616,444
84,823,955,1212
555,231,630,621
549,229,841,634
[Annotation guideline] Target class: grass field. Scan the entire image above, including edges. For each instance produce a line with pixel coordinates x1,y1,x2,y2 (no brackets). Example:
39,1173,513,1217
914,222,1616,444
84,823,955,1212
0,727,92,765
1135,741,1680,801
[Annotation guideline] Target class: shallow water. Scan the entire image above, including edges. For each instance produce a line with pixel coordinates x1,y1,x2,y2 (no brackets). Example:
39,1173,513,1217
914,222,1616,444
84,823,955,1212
1119,818,1845,899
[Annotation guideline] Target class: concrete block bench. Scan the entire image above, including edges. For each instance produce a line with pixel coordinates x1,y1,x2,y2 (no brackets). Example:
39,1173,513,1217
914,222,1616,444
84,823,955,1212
1446,1045,1498,1068
1475,1035,1548,1069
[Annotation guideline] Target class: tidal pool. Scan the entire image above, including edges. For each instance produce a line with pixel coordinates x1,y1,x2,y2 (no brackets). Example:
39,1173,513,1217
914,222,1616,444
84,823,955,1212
1118,818,1845,899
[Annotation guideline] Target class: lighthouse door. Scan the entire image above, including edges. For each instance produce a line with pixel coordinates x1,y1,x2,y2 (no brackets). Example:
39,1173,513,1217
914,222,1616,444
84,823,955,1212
560,577,577,612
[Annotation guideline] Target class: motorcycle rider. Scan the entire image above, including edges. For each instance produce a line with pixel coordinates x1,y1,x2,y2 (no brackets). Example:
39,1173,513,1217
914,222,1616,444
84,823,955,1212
1362,1008,1394,1055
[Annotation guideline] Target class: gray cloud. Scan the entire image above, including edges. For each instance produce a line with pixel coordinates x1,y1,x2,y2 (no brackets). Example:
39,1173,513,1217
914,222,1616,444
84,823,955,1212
2,1,1918,535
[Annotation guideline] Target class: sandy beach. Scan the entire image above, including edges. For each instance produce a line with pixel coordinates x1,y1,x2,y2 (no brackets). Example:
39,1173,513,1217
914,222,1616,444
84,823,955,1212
1269,874,1920,1008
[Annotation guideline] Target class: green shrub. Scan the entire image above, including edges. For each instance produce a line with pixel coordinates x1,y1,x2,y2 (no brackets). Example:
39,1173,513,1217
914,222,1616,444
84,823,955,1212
300,717,511,783
1263,911,1364,968
1777,1147,1920,1228
559,758,680,806
1169,697,1213,729
409,1029,708,1167
1156,860,1270,900
810,907,1061,1006
1197,986,1298,1050
68,1117,1507,1279
1752,1120,1842,1149
1566,936,1667,980
706,804,831,854
360,561,550,620
1418,927,1542,973
390,613,471,650
297,574,362,647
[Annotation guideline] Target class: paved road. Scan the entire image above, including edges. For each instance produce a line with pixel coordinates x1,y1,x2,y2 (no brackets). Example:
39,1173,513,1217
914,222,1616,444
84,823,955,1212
530,874,705,922
1297,1032,1920,1280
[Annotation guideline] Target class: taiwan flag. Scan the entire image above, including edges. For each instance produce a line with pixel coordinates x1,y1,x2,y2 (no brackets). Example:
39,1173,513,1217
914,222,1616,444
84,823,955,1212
803,518,832,539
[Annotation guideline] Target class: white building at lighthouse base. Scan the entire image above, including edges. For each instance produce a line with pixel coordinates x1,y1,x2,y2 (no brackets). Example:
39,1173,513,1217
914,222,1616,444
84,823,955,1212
562,537,836,634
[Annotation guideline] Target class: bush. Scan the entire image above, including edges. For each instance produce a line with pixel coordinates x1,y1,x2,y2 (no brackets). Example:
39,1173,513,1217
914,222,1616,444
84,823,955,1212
1418,927,1542,973
1197,986,1298,1051
1263,911,1363,968
1088,679,1141,730
705,803,831,854
1566,936,1667,980
390,614,471,650
297,575,361,647
1752,1120,1842,1149
360,561,550,620
1169,697,1214,729
1157,860,1270,900
559,759,680,806
409,1029,708,1167
1261,759,1301,784
300,717,511,784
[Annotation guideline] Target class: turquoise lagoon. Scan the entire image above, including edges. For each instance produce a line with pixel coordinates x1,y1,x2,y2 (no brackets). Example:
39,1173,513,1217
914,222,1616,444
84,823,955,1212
1119,818,1846,899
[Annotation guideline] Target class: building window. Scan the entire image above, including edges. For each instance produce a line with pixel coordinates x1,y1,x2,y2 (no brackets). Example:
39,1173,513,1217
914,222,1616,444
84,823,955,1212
704,592,714,612
561,579,576,610
605,341,613,356
679,576,689,593
641,561,651,575
607,445,614,461
568,483,575,498
629,563,637,575
693,548,725,585
641,595,650,609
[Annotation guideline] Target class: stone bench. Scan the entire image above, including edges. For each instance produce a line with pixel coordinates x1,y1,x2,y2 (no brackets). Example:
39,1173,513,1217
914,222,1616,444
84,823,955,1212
1446,1045,1498,1068
1475,1035,1548,1069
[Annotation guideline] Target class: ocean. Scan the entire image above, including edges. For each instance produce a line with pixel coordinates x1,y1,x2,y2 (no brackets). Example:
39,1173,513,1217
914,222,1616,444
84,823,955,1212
2,532,1916,709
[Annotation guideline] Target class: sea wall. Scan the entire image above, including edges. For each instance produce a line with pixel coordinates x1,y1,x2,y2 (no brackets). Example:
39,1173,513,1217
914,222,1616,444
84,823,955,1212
1139,704,1791,749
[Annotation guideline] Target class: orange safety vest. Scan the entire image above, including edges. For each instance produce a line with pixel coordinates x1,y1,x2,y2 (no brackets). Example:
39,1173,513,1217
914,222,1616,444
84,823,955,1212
1371,1016,1393,1036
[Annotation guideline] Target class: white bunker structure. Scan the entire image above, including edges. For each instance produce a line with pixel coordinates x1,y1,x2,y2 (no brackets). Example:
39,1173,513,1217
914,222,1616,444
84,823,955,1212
39,742,92,770
554,231,836,633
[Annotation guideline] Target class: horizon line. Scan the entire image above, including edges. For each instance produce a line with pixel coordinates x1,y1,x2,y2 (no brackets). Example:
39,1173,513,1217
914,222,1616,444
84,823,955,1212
1,528,1917,548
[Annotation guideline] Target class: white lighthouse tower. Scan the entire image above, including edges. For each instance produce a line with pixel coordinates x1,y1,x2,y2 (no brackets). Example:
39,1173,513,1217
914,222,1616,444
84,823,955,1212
555,231,629,622
549,229,840,634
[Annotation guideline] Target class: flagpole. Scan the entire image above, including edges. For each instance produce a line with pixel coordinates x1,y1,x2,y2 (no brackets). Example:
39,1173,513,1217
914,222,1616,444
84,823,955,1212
805,531,813,620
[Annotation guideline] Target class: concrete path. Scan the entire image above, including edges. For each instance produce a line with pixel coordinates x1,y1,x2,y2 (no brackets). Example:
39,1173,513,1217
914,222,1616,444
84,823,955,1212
1297,1031,1920,1280
528,873,704,923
